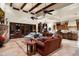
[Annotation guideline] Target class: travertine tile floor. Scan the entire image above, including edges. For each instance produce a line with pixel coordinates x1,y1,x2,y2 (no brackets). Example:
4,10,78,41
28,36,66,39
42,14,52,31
0,38,78,56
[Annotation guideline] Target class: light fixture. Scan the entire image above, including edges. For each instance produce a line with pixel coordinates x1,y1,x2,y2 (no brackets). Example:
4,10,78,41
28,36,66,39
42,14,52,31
30,3,38,20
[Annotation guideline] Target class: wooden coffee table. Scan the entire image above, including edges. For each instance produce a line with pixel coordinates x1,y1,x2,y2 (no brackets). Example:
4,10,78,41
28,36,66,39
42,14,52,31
26,40,36,56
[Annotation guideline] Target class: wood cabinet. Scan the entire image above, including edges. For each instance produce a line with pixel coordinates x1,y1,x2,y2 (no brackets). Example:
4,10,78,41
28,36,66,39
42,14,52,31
76,22,79,30
56,22,68,30
10,22,36,39
62,32,78,41
56,22,61,30
72,33,78,40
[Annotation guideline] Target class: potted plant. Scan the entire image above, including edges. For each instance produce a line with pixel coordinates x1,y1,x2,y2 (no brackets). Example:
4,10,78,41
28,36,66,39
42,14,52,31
0,35,5,48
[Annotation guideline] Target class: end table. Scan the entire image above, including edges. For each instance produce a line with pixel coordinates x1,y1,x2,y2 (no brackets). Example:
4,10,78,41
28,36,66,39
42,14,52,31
26,40,36,56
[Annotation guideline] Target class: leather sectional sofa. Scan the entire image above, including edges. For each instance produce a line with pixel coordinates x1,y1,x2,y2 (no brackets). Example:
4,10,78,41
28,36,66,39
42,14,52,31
36,34,62,56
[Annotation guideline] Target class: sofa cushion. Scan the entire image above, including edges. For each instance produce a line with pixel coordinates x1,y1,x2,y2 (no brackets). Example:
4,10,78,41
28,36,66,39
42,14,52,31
37,37,48,42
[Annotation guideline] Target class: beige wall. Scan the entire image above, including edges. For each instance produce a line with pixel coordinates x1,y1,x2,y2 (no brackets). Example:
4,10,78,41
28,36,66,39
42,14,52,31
68,20,77,32
5,5,38,39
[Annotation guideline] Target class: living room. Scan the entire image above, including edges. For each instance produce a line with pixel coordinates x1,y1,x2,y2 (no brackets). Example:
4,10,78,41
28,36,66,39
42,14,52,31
0,3,79,56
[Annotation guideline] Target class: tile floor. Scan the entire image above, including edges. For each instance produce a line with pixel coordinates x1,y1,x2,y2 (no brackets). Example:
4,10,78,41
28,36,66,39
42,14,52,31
0,38,78,56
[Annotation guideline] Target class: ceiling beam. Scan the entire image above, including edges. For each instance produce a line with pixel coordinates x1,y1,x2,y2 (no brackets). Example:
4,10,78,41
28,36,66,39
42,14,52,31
29,3,42,12
20,3,27,9
13,7,20,11
10,3,13,7
23,10,28,13
31,12,35,15
35,3,56,14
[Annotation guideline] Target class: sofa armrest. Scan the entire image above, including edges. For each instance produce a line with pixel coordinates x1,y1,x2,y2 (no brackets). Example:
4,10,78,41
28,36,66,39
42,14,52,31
33,39,45,47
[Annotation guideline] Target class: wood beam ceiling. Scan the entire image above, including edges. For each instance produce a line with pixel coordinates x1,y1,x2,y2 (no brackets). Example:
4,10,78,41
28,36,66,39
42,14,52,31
20,3,27,9
10,3,13,7
35,3,56,14
23,10,28,13
10,3,56,15
29,3,42,12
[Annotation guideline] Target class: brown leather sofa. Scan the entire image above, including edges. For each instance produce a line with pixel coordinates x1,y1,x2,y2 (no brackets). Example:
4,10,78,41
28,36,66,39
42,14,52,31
36,34,62,56
43,32,53,37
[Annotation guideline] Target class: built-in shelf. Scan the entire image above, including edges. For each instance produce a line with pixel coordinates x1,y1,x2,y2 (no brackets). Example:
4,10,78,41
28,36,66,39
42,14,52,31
10,22,36,39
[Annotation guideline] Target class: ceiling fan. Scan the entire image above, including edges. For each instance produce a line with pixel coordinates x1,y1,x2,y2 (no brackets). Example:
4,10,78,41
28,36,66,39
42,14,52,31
43,9,54,15
31,16,38,20
30,12,38,20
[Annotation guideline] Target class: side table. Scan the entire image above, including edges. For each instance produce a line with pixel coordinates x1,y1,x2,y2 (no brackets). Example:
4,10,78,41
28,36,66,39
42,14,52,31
26,40,36,56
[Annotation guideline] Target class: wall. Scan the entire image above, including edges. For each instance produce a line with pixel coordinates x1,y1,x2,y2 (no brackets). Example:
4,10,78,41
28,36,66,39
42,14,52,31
5,5,38,24
0,3,5,11
68,20,77,32
5,5,38,39
68,20,76,26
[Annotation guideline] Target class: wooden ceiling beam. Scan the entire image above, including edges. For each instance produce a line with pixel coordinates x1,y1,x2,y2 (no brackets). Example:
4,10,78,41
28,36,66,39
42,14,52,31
10,3,13,7
13,7,20,11
29,3,42,12
23,10,28,13
35,3,56,14
20,3,27,9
